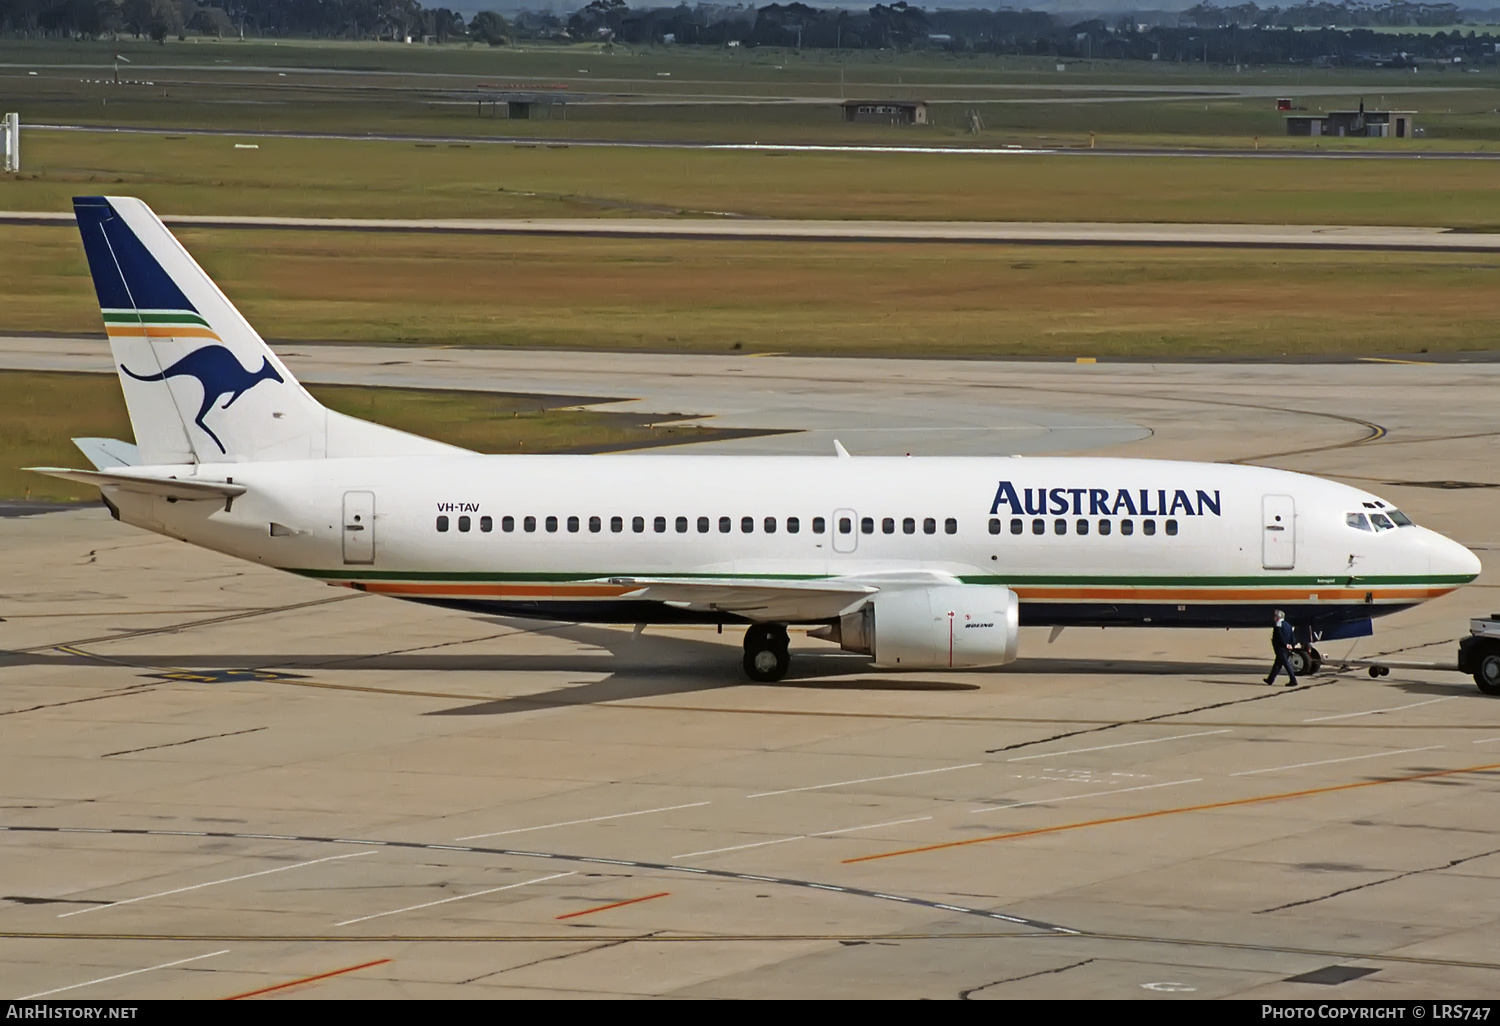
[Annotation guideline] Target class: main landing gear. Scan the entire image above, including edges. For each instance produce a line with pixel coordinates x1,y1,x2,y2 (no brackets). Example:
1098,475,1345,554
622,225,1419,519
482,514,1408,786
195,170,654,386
743,623,791,683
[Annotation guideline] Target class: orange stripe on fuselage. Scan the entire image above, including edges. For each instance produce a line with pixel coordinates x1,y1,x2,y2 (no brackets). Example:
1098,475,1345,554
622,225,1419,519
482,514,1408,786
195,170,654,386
1011,586,1455,603
336,581,1452,605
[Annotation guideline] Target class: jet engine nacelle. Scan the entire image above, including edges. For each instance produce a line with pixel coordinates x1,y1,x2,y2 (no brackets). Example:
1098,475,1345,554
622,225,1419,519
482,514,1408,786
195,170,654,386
825,584,1020,669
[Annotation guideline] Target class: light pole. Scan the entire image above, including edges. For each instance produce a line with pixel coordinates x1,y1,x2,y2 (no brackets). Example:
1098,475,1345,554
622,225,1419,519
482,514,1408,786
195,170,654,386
114,54,130,86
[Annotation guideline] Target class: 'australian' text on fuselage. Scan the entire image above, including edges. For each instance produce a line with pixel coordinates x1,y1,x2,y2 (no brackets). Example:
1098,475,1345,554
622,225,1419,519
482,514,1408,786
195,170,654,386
989,481,1223,518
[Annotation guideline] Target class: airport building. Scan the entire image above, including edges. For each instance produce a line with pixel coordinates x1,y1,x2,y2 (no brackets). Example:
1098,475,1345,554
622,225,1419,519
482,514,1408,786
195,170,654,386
840,100,928,125
1285,107,1416,138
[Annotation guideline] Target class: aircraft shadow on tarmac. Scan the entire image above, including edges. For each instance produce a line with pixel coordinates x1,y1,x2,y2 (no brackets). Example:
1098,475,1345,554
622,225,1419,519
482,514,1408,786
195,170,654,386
6,620,1293,718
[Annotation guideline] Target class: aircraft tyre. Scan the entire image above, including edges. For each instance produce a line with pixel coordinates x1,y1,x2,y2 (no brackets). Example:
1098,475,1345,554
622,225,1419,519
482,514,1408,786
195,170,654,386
743,623,791,683
1288,647,1316,678
1475,646,1500,696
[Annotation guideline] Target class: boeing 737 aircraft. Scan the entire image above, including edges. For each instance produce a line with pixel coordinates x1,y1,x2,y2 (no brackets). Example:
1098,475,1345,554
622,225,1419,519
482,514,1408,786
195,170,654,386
32,197,1482,682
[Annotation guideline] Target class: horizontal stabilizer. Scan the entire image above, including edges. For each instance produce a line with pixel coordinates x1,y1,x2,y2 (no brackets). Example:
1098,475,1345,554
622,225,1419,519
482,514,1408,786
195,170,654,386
26,467,246,502
73,437,140,470
602,576,877,622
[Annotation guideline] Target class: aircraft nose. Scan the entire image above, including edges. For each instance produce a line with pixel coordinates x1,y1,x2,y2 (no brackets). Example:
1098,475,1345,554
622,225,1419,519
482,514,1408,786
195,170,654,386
1429,530,1481,581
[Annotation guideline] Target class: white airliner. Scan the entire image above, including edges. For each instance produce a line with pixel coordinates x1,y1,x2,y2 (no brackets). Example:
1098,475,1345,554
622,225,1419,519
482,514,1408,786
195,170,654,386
33,197,1481,682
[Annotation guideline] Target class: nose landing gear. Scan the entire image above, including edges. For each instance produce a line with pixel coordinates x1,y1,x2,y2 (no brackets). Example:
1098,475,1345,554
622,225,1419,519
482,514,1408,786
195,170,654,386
743,623,791,682
1288,645,1323,677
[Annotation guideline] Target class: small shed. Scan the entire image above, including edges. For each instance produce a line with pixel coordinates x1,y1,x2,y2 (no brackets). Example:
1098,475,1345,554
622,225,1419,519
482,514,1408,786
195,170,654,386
841,100,928,126
1286,108,1415,138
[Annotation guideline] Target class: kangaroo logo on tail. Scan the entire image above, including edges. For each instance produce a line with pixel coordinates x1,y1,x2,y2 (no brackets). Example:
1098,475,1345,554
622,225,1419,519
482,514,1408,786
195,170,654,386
122,346,284,454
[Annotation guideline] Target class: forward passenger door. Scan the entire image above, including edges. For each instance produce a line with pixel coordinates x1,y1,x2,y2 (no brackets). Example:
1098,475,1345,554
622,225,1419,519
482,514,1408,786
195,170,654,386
1261,495,1295,570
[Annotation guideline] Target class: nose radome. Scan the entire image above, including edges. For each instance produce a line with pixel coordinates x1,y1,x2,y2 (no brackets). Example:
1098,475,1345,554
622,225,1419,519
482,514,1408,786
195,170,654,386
1430,530,1482,580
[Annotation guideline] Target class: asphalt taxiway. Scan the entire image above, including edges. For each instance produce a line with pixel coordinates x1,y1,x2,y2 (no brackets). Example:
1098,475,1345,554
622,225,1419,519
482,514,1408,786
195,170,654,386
1,352,1498,998
7,211,1500,252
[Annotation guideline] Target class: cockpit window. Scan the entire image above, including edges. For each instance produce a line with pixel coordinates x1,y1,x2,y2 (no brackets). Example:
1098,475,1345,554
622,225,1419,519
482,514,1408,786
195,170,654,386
1346,512,1372,532
1370,512,1396,531
1388,509,1414,527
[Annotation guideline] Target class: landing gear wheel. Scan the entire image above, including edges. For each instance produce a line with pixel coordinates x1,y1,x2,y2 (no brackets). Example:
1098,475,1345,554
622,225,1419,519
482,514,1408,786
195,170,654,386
743,623,791,683
1287,647,1315,678
1475,650,1500,696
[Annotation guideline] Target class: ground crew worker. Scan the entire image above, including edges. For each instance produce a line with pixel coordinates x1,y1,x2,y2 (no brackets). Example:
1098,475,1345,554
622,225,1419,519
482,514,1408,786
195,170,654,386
1264,609,1299,687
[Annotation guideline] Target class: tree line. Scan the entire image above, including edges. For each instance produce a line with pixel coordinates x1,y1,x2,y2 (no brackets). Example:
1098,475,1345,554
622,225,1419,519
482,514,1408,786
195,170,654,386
3,0,1497,67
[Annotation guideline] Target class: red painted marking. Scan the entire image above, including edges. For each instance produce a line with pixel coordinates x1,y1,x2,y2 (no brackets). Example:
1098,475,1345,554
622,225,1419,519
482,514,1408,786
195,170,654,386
224,958,391,1000
556,891,670,921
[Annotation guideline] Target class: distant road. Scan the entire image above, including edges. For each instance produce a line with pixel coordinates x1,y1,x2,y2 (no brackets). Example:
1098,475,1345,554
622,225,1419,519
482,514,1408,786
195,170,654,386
5,210,1497,251
26,122,1500,160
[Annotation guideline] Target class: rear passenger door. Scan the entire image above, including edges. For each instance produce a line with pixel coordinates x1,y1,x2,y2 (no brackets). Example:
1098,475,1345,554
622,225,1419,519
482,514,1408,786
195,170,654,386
343,490,375,565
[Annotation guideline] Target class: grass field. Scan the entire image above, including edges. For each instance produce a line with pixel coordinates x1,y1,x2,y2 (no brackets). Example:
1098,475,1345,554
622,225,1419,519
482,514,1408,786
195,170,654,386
0,371,721,501
8,131,1500,227
3,35,1498,147
8,226,1498,358
4,38,1498,363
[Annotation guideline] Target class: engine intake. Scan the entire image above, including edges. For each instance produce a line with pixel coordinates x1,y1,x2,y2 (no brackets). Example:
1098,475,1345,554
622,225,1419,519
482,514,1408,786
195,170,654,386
815,584,1020,669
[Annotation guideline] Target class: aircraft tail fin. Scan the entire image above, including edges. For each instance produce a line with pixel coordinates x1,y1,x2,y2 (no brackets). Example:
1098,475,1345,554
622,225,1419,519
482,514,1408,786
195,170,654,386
72,196,466,464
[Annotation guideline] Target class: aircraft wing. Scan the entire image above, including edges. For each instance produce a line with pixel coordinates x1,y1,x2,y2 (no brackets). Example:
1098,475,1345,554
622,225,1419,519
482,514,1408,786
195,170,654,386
26,467,247,502
603,576,877,622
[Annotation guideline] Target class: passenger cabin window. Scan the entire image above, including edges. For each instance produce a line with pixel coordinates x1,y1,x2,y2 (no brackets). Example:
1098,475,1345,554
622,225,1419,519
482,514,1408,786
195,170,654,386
677,516,689,533
1032,518,1044,536
861,517,874,535
480,515,493,533
1165,519,1178,535
458,515,471,532
883,518,895,535
567,516,579,533
903,517,915,535
545,515,558,533
1011,518,1023,535
501,515,514,532
436,515,450,532
1347,512,1372,532
720,516,732,534
1143,519,1156,536
839,517,853,535
1120,519,1134,536
698,516,710,533
524,516,536,533
655,516,667,533
633,516,645,533
787,517,800,534
945,518,958,535
1053,518,1067,535
611,516,623,533
1076,518,1089,536
742,517,754,534
989,518,1002,535
812,517,826,534
1370,513,1396,532
923,518,936,535
765,517,777,534
589,516,601,533
1098,519,1111,536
